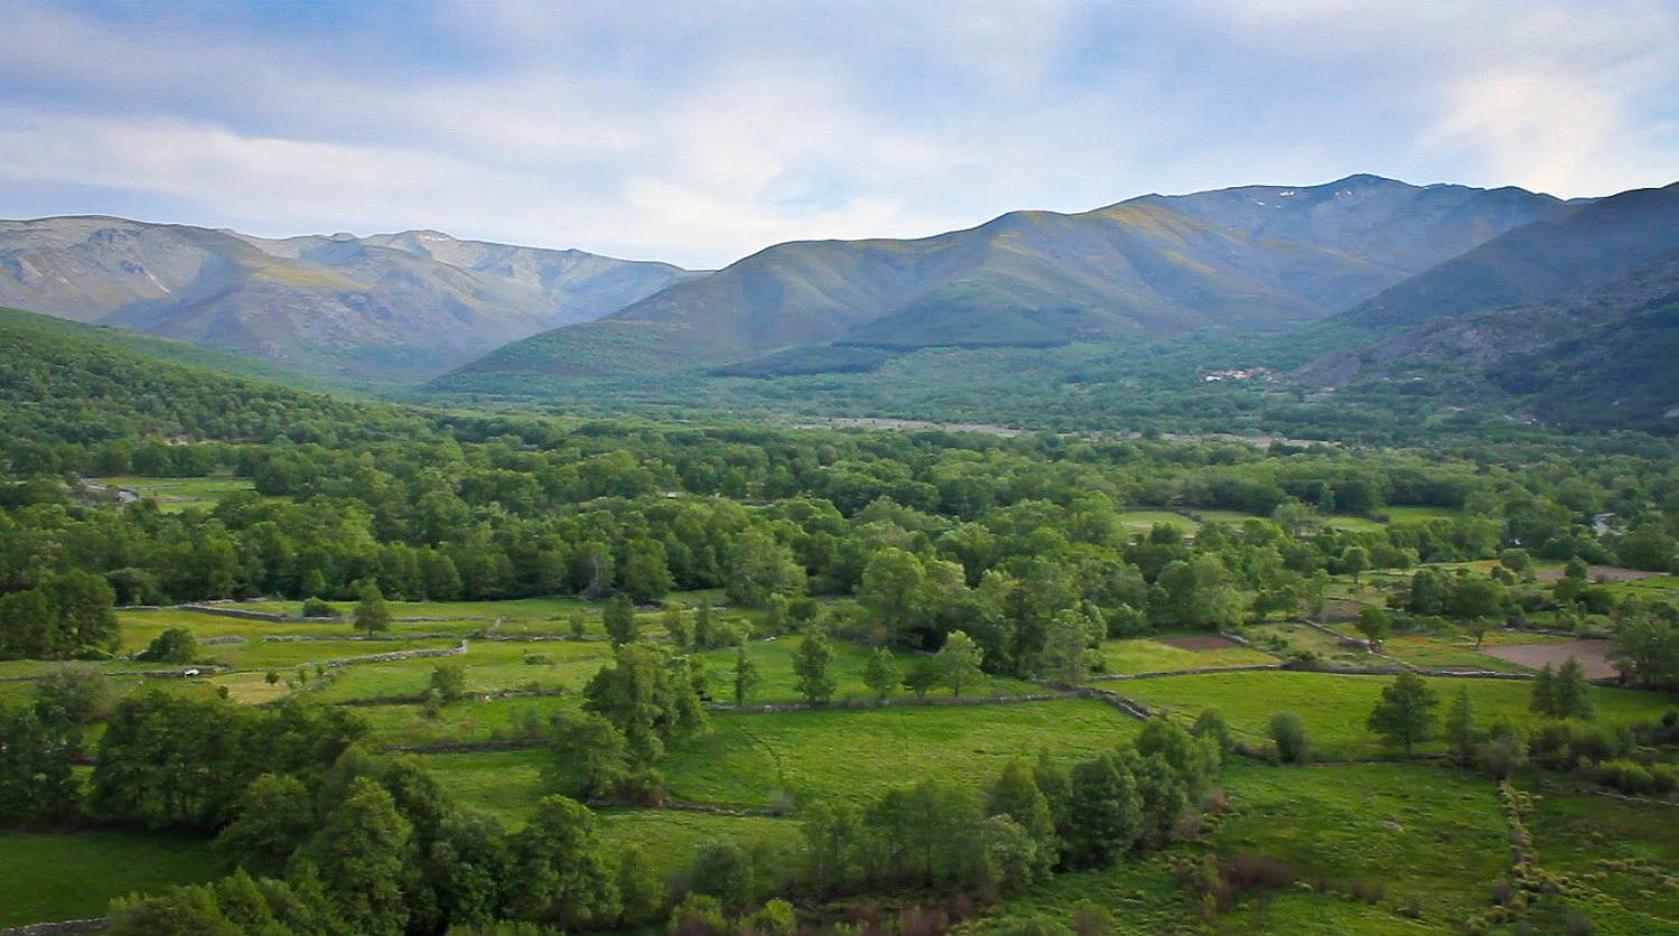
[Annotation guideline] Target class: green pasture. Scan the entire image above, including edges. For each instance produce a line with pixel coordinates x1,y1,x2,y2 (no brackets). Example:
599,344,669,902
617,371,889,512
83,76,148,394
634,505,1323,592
1097,637,1277,676
0,830,219,927
1118,670,1673,760
1519,783,1679,934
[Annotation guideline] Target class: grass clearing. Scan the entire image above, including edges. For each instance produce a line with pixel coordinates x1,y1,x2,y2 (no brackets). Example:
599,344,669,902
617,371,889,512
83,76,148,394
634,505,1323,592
1520,782,1679,934
1210,761,1508,931
694,638,1041,704
0,829,219,927
1098,637,1276,676
1119,670,1672,760
596,810,800,878
661,698,1138,809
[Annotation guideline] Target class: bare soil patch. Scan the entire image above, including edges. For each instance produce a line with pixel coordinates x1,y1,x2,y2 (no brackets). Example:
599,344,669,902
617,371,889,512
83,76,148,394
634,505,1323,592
1157,634,1242,652
1536,565,1663,584
1479,639,1619,679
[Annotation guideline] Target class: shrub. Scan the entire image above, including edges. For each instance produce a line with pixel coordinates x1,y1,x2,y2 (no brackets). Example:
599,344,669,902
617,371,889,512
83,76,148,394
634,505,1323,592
524,653,554,665
301,597,338,618
138,627,199,664
1269,712,1309,764
429,662,468,703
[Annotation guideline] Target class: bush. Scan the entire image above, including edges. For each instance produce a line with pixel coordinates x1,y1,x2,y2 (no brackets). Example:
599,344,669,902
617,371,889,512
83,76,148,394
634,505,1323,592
429,662,468,703
1269,712,1309,764
138,627,199,664
301,597,338,618
524,653,554,665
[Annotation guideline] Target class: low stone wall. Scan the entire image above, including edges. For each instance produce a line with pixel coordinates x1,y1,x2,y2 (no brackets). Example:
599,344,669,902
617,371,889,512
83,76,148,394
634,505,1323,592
710,691,1075,714
0,919,109,935
316,642,468,669
1091,663,1285,682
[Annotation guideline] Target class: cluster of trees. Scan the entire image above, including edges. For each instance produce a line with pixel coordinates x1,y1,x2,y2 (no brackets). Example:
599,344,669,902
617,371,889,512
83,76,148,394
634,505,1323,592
0,570,118,659
673,716,1224,914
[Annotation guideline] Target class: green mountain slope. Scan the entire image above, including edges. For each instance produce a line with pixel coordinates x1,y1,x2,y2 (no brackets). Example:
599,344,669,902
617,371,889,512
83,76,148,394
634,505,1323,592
0,217,695,386
1339,182,1679,331
435,175,1566,392
1301,253,1679,433
0,306,426,444
0,306,373,395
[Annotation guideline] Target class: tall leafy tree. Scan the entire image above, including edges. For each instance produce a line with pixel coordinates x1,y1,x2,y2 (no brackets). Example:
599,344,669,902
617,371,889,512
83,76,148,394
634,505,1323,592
354,579,391,637
792,631,837,706
731,645,761,706
301,776,412,936
511,795,620,931
862,647,897,701
936,630,985,697
1367,672,1439,757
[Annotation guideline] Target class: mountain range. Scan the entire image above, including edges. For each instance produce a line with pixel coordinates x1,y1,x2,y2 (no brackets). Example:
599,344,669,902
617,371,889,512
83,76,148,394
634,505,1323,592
435,174,1569,387
0,217,696,385
3,173,1677,433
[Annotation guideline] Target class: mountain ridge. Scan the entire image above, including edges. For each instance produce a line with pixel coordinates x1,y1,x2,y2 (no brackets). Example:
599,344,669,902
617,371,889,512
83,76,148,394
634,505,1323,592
0,215,697,385
434,174,1570,390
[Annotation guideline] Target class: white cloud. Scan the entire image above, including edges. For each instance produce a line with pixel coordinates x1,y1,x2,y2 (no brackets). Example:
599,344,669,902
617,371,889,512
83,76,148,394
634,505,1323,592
0,0,1673,267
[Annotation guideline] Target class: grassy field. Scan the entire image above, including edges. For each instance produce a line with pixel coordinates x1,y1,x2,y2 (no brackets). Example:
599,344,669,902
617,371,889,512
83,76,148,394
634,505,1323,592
90,475,255,512
1118,670,1673,760
1120,510,1199,534
596,809,801,877
659,698,1137,809
419,697,1139,816
1098,637,1277,675
1379,634,1535,673
0,830,219,927
991,761,1508,934
1209,761,1508,931
1519,781,1679,934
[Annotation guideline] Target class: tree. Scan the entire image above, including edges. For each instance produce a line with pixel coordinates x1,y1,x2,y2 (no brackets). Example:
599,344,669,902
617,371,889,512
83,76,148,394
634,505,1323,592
693,601,715,651
213,773,314,873
138,627,199,664
1354,606,1389,648
603,595,638,647
792,631,836,706
1611,613,1679,688
430,662,468,703
1530,662,1558,717
616,847,664,926
1367,672,1439,757
1191,709,1233,755
32,665,113,727
663,606,691,651
512,795,620,931
1269,711,1309,764
0,702,79,825
936,630,985,697
1554,656,1594,719
1040,608,1100,686
863,647,897,701
988,759,1057,867
582,644,705,765
691,841,755,907
1444,687,1476,767
301,776,412,936
621,539,674,604
1339,546,1370,584
354,579,391,637
725,529,807,608
545,712,628,799
1061,754,1140,869
902,657,940,700
731,645,761,706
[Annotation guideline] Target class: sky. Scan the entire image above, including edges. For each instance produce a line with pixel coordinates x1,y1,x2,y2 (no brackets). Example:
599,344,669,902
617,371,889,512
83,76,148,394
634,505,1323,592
1,0,1675,269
